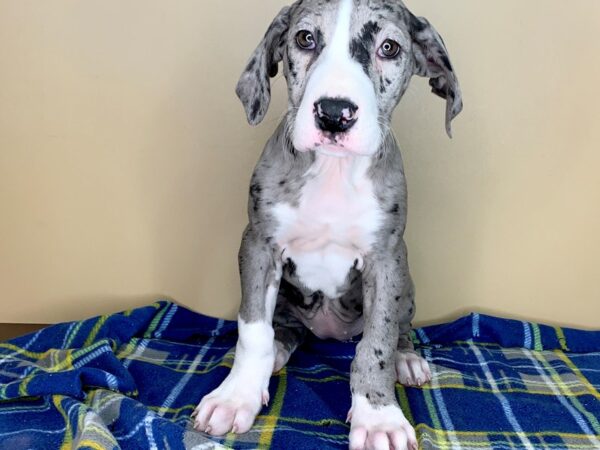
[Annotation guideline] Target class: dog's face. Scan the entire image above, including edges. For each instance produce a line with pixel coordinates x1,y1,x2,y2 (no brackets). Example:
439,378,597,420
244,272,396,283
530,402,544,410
236,0,462,156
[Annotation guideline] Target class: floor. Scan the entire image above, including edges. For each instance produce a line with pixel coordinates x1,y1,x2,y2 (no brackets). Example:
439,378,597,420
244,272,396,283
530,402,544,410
0,323,48,341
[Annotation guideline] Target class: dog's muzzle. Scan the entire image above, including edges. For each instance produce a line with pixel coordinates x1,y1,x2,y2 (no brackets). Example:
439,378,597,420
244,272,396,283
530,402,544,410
313,98,358,134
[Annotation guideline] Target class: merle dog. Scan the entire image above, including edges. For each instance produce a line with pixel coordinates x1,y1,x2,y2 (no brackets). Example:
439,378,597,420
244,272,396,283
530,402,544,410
193,1,462,448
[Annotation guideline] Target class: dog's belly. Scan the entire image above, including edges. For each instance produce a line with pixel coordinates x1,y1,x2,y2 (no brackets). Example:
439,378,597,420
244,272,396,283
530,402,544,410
292,300,365,340
279,274,365,341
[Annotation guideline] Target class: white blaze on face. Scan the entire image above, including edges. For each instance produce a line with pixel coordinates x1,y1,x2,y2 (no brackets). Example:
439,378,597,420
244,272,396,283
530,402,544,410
292,0,381,157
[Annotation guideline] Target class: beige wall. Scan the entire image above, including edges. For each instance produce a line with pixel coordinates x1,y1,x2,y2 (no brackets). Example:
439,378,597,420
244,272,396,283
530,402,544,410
1,1,599,328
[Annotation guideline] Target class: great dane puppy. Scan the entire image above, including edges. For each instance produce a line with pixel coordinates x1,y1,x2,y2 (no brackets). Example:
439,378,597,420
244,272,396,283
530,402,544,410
193,0,462,448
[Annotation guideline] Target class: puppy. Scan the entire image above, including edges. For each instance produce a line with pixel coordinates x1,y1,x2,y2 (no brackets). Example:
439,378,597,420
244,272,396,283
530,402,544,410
194,1,462,448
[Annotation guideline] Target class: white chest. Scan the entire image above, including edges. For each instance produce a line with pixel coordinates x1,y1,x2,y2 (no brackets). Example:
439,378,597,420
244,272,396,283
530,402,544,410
272,155,382,297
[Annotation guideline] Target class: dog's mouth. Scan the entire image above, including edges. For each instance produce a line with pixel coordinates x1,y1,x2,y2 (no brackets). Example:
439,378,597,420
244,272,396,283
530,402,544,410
295,126,362,157
318,130,347,146
318,134,355,155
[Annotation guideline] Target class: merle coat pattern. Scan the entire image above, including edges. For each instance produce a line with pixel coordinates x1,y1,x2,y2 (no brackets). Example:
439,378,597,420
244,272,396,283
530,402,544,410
193,1,462,449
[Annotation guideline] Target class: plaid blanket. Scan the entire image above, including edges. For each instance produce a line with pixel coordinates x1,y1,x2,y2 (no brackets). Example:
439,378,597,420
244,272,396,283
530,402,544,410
1,301,599,449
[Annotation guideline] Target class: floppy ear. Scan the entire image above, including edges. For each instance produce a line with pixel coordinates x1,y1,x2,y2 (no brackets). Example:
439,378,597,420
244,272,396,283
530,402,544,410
236,6,291,126
409,14,463,137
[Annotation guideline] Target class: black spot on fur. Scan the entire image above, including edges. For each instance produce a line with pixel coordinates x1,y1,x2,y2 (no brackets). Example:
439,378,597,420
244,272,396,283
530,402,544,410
285,258,296,276
250,99,261,121
311,290,324,303
395,296,401,302
389,203,399,214
350,21,381,74
379,76,387,93
374,348,383,357
409,15,427,34
245,57,256,71
287,56,298,79
249,182,262,212
440,55,453,71
314,28,326,55
279,278,305,306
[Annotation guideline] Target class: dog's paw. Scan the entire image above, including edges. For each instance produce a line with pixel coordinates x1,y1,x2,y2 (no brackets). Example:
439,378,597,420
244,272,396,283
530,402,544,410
348,395,417,450
395,350,431,387
192,375,268,436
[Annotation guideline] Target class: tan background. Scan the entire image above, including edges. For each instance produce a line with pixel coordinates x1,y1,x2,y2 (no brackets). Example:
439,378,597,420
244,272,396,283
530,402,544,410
1,1,599,328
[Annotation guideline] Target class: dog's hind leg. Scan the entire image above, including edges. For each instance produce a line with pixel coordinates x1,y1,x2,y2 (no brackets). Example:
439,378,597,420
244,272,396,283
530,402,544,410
272,299,307,373
395,330,432,387
393,280,431,387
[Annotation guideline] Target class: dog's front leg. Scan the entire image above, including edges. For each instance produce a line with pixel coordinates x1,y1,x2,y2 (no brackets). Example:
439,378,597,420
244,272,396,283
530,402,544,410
348,242,417,450
193,226,281,435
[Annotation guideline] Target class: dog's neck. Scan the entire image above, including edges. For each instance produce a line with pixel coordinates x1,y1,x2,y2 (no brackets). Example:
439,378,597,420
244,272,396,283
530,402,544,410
304,151,373,189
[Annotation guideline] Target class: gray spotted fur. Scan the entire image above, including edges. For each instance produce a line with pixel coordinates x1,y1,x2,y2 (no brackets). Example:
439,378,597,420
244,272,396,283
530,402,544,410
234,0,461,409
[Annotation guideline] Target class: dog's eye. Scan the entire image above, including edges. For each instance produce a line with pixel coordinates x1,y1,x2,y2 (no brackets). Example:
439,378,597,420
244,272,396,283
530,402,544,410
296,30,316,50
377,39,401,59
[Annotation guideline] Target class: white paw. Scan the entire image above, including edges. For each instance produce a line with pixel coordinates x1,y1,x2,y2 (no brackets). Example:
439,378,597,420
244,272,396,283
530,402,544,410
395,351,431,387
192,374,269,436
192,318,276,435
348,395,417,450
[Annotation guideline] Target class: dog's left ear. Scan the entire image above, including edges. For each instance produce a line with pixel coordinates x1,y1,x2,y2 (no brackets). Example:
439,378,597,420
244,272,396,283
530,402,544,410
236,6,291,126
409,14,463,137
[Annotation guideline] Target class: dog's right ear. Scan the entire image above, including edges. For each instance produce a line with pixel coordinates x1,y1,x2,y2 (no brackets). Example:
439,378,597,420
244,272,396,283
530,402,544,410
236,6,291,126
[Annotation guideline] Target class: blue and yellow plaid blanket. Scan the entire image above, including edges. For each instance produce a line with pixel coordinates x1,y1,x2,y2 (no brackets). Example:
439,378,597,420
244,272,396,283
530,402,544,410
1,301,599,449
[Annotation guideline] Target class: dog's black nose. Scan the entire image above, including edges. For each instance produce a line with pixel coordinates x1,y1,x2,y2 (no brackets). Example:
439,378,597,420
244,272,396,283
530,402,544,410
314,98,358,133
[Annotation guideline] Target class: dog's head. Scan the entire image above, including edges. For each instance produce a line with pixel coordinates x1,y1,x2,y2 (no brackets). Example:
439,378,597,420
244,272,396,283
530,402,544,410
236,0,462,157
